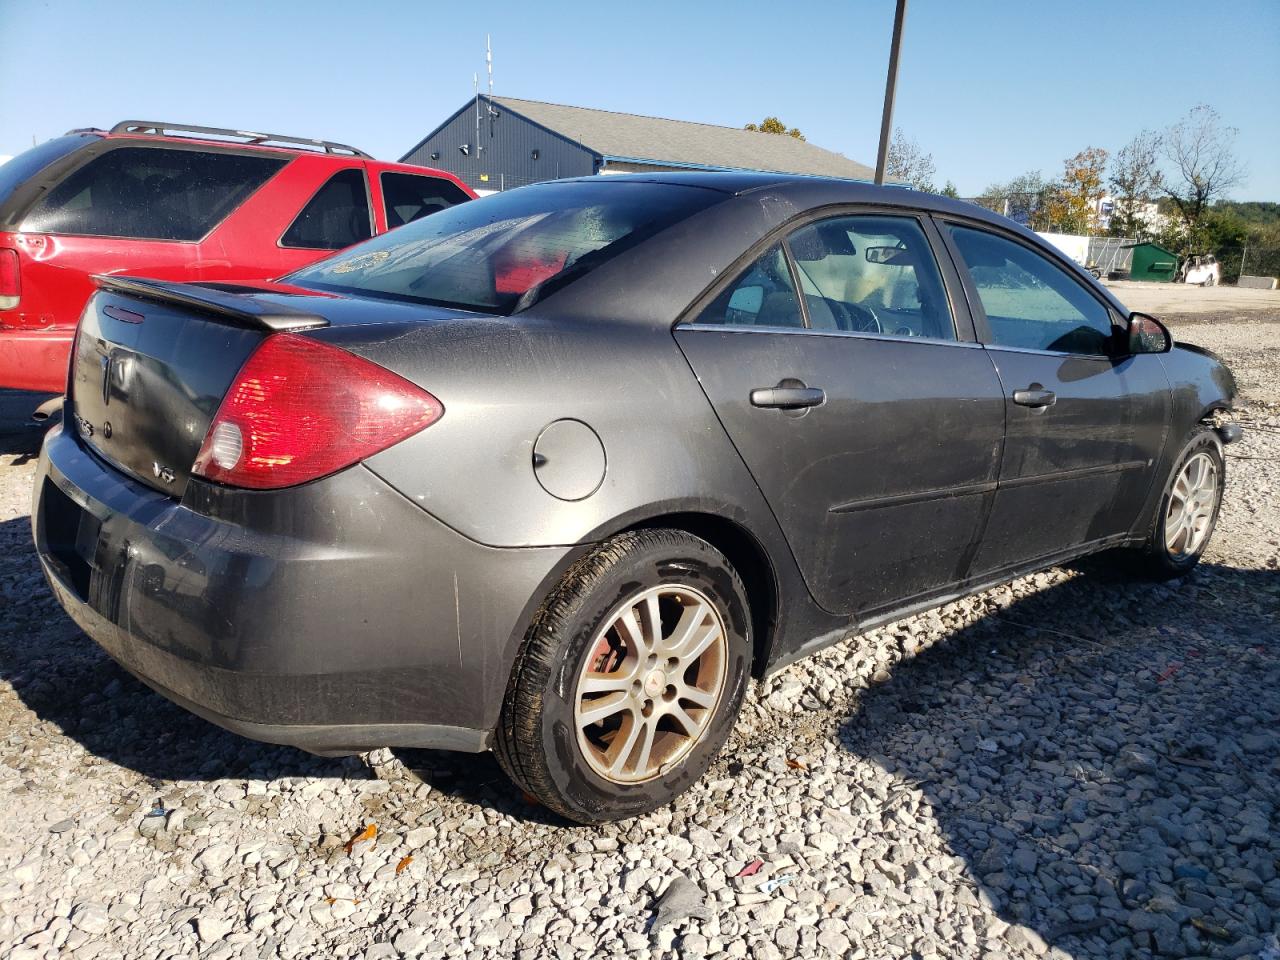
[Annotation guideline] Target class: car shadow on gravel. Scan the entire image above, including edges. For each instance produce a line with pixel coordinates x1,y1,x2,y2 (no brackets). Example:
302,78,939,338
840,562,1278,958
0,389,56,460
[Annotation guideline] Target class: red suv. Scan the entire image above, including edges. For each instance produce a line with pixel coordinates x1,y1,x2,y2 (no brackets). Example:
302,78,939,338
0,121,474,394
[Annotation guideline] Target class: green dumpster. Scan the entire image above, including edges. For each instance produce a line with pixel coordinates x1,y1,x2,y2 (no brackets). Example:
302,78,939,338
1127,242,1178,282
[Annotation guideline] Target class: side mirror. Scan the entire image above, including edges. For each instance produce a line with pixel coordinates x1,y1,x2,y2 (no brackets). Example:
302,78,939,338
1127,312,1172,354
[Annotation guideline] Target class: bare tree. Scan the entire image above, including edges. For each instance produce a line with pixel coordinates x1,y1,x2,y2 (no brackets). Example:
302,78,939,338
1162,105,1245,247
885,128,936,192
1109,130,1162,239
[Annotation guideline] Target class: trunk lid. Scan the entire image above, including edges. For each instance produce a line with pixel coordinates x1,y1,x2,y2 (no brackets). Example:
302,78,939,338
69,277,332,496
69,277,463,497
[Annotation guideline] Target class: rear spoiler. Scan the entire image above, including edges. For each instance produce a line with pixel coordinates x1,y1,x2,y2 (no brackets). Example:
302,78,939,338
92,275,329,333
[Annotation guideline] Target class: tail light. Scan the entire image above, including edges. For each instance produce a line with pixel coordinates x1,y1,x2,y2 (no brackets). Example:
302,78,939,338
0,249,19,310
192,333,443,490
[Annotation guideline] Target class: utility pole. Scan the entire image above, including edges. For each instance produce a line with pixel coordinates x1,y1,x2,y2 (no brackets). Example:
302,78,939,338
874,0,908,185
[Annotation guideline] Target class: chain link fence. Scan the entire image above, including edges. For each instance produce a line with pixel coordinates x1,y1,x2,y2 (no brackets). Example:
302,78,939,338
1215,246,1280,285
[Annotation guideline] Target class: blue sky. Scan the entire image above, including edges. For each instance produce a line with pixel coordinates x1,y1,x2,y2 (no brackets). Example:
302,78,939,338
2,0,1277,197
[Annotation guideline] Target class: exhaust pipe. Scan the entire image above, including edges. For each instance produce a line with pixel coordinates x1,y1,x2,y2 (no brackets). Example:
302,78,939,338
31,396,63,423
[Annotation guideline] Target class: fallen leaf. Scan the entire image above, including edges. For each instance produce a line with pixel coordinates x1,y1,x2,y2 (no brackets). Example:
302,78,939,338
344,822,377,854
396,855,413,874
735,857,764,878
1155,661,1183,683
1190,917,1232,941
785,758,807,771
325,897,336,905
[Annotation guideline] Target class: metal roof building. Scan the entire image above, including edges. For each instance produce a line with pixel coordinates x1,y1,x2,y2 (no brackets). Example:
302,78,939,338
400,96,876,193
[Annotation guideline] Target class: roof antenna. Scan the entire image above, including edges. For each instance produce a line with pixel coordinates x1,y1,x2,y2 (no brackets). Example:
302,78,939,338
486,35,497,136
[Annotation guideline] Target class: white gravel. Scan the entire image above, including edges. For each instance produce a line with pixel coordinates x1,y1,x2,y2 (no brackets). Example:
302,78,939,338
0,312,1276,960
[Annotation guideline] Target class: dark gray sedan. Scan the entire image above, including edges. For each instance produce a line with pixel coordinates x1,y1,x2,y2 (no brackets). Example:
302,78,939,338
33,173,1237,822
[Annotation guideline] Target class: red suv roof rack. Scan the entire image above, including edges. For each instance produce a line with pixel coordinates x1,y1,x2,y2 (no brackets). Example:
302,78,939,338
104,121,372,159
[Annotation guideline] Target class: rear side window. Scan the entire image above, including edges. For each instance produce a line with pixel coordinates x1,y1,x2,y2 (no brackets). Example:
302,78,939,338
281,168,372,250
21,147,286,241
787,215,955,339
693,245,804,328
381,172,470,228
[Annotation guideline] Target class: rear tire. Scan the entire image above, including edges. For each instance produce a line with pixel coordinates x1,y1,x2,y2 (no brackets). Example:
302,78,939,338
1111,428,1224,580
495,529,752,824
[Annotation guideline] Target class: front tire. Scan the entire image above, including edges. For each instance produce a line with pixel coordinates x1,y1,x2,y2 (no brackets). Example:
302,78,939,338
1123,429,1225,580
495,529,752,823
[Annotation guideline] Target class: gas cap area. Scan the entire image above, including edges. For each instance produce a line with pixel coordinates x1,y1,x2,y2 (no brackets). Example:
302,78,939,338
532,419,606,501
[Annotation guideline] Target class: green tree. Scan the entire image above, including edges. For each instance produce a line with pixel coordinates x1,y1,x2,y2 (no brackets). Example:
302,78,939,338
1045,147,1108,235
939,181,959,198
977,171,1054,229
744,116,805,140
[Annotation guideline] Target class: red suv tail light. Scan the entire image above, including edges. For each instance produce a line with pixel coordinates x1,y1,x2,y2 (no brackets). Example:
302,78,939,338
192,333,443,490
0,249,19,310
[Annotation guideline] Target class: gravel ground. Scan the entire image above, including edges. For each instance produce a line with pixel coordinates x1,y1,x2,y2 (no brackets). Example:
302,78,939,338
0,311,1277,960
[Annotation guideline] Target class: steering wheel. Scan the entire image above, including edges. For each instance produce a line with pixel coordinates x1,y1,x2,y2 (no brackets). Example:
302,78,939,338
832,299,881,334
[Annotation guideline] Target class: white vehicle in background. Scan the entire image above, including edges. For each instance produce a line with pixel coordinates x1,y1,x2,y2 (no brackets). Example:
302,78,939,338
1181,254,1221,286
1036,232,1103,278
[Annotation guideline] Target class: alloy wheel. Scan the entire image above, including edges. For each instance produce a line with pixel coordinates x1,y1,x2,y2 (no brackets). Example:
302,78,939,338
1165,451,1219,556
574,585,727,784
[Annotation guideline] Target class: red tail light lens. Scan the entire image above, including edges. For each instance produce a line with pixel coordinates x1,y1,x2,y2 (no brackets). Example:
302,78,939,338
192,334,443,490
0,249,19,310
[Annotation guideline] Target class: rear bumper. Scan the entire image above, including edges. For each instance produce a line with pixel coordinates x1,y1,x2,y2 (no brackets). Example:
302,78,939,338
33,425,577,754
0,328,74,393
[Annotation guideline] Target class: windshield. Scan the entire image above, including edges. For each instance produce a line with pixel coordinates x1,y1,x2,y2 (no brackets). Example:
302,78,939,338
288,180,723,315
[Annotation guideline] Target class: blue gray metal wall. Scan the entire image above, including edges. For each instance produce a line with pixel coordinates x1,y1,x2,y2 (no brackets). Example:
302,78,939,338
401,101,596,191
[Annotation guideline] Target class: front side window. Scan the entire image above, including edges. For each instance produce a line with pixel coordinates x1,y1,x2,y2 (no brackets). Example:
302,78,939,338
289,180,723,315
281,168,372,250
786,215,955,339
381,172,471,228
21,146,286,241
693,244,804,329
949,225,1117,355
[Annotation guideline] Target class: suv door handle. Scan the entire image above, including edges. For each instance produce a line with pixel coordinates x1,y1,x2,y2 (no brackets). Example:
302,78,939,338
1012,387,1057,408
750,384,826,409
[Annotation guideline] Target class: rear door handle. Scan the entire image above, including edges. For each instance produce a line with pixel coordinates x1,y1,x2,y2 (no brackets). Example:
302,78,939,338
750,385,826,409
1012,387,1057,408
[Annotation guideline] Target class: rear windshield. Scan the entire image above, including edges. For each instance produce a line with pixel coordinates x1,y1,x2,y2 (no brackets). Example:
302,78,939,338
0,134,94,214
21,146,287,241
288,180,723,315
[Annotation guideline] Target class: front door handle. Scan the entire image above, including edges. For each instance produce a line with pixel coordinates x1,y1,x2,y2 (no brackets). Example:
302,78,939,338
1012,386,1057,408
750,384,826,409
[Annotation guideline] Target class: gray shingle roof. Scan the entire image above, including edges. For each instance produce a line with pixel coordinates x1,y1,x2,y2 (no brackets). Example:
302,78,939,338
490,96,875,180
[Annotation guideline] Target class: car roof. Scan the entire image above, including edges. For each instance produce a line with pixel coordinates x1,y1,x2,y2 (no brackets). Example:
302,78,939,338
546,170,1012,228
